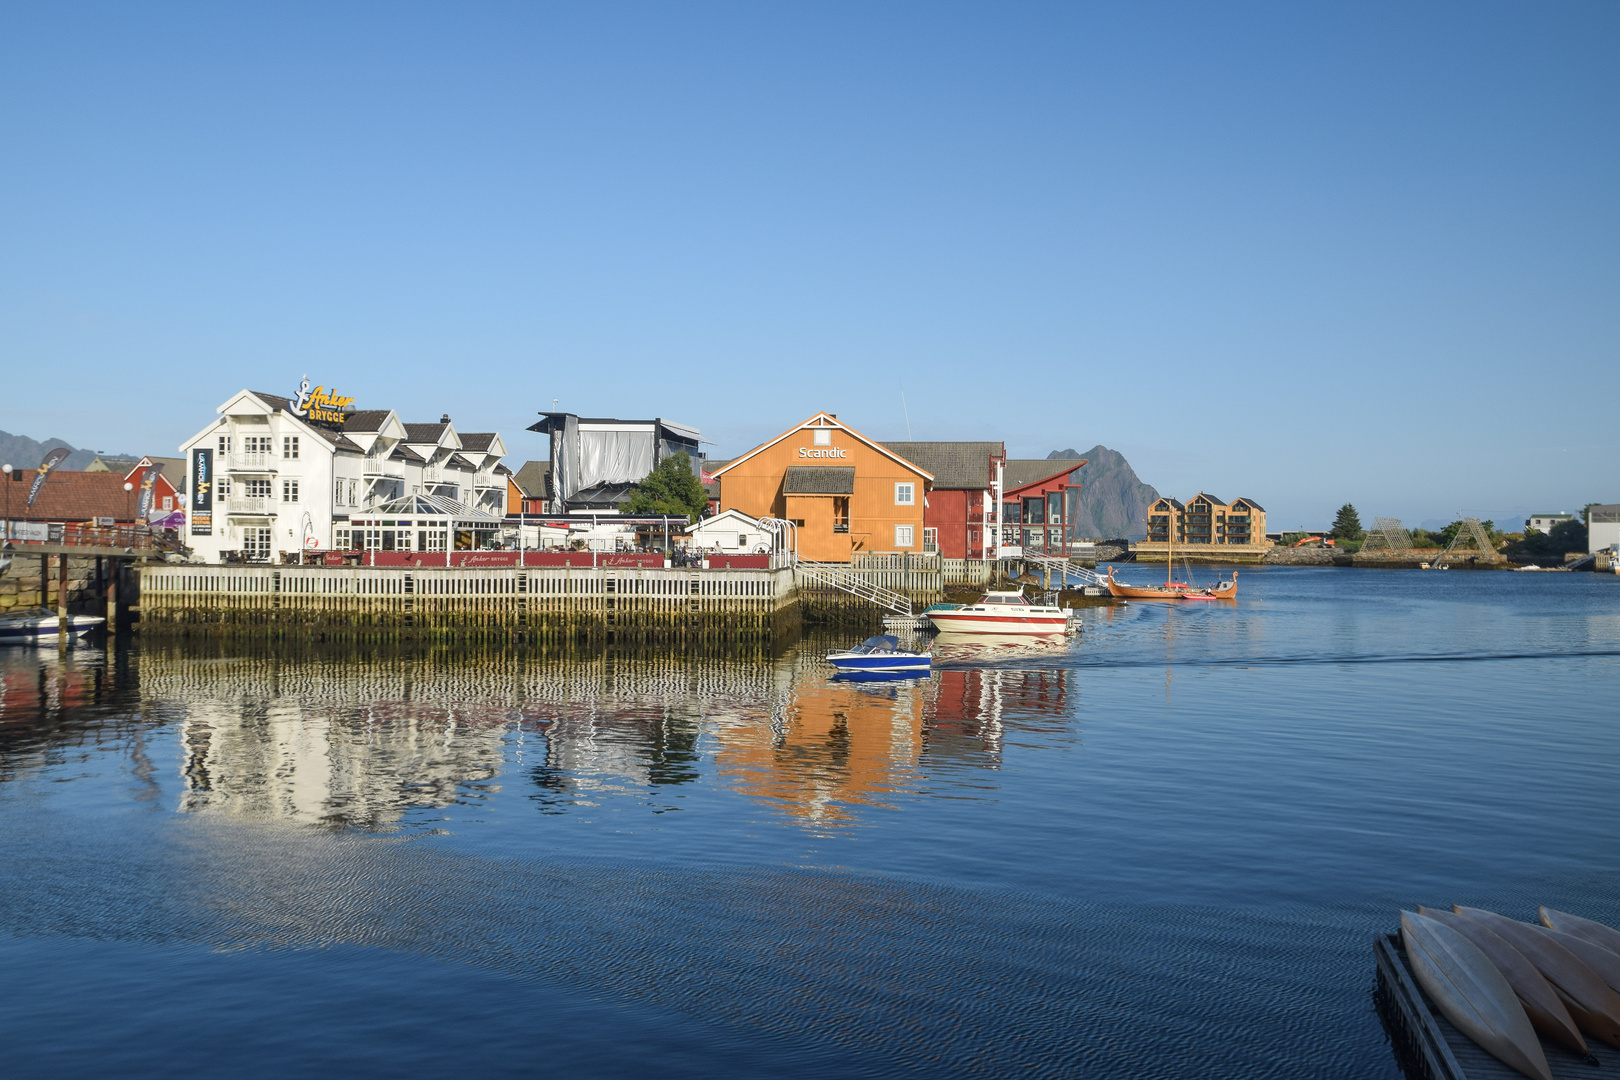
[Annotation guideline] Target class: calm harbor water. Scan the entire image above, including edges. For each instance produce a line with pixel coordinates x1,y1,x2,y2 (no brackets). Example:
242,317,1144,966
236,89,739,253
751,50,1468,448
2,566,1617,1077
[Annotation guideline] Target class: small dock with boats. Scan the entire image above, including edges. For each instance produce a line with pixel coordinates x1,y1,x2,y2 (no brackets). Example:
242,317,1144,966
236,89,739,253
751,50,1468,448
1377,904,1620,1080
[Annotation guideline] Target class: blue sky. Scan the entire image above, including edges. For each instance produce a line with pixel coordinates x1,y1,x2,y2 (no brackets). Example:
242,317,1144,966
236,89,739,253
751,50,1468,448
2,2,1615,529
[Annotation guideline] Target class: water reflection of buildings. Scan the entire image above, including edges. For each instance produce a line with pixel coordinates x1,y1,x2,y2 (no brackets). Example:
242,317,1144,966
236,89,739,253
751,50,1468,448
149,653,790,828
709,645,1077,828
113,642,1077,830
711,672,928,827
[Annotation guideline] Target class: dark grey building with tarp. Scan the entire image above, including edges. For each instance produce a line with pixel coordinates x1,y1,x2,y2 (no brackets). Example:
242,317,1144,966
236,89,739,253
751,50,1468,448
526,413,702,512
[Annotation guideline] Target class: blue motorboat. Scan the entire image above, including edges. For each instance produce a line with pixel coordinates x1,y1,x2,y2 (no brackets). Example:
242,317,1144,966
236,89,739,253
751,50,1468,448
825,635,931,674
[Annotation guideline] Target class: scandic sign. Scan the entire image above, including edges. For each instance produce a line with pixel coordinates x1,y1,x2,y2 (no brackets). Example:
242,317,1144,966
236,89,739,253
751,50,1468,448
798,447,848,458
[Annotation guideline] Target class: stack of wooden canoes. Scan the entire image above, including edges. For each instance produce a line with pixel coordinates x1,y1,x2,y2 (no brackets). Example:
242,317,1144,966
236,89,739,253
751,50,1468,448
1398,905,1620,1080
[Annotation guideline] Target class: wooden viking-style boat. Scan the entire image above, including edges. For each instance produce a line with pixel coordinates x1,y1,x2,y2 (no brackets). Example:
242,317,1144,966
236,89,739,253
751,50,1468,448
1104,519,1238,600
1400,910,1552,1080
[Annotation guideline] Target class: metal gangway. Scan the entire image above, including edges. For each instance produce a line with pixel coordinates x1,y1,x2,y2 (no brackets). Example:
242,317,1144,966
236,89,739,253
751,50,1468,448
1009,549,1105,589
793,559,914,617
756,516,917,618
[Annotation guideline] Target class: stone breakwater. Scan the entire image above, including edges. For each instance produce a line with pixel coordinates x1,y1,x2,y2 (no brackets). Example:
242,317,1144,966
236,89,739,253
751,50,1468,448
1255,547,1508,568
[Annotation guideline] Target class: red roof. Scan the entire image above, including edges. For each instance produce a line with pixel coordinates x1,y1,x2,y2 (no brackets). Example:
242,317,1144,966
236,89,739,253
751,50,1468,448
5,471,145,523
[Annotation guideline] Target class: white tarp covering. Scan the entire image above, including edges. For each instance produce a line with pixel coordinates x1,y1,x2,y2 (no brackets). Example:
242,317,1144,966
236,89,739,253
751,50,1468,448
576,428,656,493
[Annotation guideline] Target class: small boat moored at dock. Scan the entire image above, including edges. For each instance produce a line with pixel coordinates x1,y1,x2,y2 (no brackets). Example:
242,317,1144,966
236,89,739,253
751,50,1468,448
0,608,106,644
825,635,931,675
924,589,1074,636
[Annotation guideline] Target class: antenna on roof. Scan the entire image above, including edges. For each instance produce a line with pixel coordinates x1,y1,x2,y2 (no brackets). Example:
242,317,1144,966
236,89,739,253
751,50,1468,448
900,390,912,440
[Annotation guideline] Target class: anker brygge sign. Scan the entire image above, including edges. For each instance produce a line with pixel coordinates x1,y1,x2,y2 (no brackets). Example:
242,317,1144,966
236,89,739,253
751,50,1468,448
798,447,847,458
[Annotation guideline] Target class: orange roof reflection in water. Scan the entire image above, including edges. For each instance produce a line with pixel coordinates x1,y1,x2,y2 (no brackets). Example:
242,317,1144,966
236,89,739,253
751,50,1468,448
713,676,926,828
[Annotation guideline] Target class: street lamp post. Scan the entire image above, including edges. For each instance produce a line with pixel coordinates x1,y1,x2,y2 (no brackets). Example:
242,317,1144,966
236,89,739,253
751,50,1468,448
2,463,11,539
123,481,134,534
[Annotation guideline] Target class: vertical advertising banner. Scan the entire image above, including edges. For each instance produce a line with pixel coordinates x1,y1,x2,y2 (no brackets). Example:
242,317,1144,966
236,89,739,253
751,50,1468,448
27,446,71,508
191,448,213,535
135,466,157,520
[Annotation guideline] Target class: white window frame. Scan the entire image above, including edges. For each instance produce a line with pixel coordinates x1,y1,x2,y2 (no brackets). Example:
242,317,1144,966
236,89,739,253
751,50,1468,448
895,524,914,548
282,479,299,503
244,527,272,561
922,526,937,553
738,534,749,547
895,482,914,506
334,528,351,549
335,478,344,505
813,428,832,446
283,435,299,460
245,478,271,499
348,480,357,506
217,434,231,454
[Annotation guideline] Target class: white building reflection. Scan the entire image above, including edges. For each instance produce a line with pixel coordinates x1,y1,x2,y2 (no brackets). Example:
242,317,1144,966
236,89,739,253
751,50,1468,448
134,641,1072,829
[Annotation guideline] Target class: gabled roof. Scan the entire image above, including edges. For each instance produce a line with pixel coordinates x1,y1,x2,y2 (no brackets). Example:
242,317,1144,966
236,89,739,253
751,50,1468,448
879,442,1004,489
1152,497,1185,511
460,433,498,453
249,391,295,412
403,422,449,443
333,435,365,454
1004,459,1085,493
1231,498,1265,511
121,456,188,492
237,390,350,447
10,471,141,522
390,444,429,463
711,412,932,482
446,453,476,470
784,466,856,495
512,460,551,499
689,508,761,531
1187,492,1226,507
343,410,394,433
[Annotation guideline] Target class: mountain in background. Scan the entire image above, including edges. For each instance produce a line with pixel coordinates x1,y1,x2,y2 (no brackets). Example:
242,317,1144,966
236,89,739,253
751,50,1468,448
0,430,107,473
1049,445,1159,541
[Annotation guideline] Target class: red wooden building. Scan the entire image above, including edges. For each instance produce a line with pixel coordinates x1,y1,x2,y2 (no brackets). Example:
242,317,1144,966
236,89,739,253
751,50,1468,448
1000,458,1087,555
879,442,1004,559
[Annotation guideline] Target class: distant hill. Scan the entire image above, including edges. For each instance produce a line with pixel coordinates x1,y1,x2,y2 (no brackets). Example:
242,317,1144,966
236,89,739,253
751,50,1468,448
0,430,106,473
1048,445,1159,541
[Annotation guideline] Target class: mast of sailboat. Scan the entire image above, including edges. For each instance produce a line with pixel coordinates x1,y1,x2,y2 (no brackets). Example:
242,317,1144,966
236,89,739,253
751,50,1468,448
1167,502,1173,586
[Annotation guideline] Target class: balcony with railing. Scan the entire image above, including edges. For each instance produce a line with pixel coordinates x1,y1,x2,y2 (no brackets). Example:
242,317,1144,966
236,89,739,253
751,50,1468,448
227,496,273,516
363,454,402,479
229,452,276,472
474,469,501,489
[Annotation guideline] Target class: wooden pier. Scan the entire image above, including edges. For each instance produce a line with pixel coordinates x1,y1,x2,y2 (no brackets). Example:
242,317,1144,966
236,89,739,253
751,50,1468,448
1374,932,1617,1079
140,564,801,643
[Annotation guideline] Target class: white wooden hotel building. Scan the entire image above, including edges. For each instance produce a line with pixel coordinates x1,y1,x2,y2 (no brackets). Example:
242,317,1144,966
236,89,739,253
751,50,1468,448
179,388,511,563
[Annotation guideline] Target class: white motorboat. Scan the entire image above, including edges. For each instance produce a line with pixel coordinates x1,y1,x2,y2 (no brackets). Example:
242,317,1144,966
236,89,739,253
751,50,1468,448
923,589,1075,636
0,608,106,644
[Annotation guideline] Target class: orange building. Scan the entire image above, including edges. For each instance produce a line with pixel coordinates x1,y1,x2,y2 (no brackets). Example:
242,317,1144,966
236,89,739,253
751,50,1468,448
712,412,932,563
